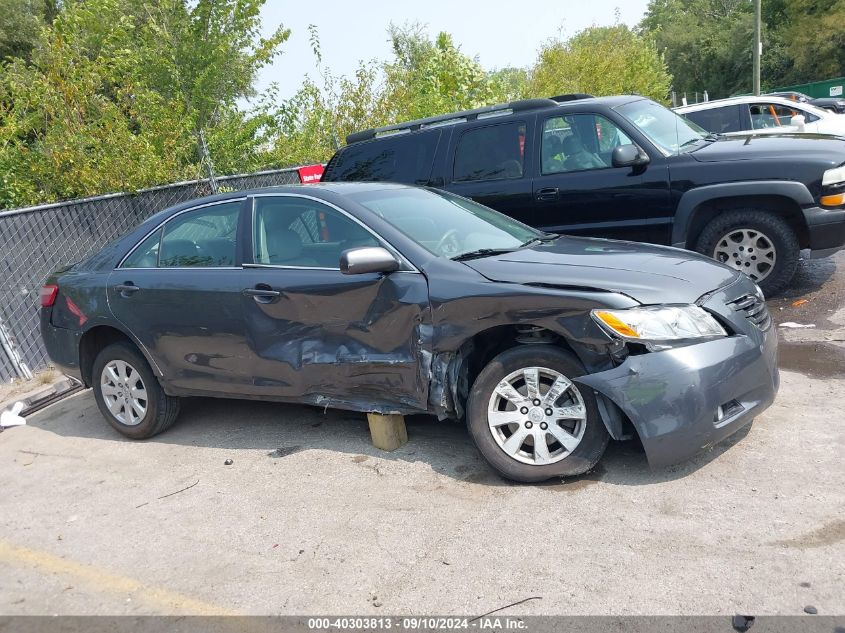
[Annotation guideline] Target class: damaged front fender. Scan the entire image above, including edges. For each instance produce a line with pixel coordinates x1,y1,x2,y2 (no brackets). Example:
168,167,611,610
575,332,779,468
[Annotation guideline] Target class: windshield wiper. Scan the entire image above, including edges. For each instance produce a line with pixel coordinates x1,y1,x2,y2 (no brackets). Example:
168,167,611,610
451,248,515,262
520,233,558,248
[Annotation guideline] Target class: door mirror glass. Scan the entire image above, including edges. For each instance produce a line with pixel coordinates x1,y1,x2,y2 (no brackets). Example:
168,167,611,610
612,144,650,168
340,247,400,275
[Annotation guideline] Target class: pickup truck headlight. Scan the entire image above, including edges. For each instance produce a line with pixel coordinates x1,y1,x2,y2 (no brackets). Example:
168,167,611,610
822,165,845,186
592,305,726,349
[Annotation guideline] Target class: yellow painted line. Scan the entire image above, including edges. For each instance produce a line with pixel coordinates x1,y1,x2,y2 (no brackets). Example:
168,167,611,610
0,539,237,616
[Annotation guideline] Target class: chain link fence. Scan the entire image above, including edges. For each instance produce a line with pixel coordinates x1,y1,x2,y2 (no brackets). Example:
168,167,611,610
0,167,303,383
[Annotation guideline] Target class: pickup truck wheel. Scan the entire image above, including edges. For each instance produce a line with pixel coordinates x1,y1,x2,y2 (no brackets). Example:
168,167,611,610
695,210,799,296
92,342,180,439
466,345,608,483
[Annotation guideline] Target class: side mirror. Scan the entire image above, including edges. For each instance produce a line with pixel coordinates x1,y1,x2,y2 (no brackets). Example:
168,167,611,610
612,144,650,168
340,247,400,275
791,114,806,131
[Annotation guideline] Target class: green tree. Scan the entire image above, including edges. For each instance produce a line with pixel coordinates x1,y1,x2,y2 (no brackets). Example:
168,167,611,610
0,0,59,61
530,25,672,102
640,0,773,98
0,0,288,208
777,0,845,83
270,24,516,167
488,67,530,102
383,25,508,120
641,0,845,97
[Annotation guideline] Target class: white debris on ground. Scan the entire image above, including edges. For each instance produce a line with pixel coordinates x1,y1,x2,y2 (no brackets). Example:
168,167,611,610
0,401,26,427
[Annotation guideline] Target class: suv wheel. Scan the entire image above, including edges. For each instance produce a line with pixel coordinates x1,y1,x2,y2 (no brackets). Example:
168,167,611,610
466,345,609,483
695,210,799,296
92,342,180,439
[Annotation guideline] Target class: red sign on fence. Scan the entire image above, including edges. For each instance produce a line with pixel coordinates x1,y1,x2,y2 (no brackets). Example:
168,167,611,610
297,164,324,184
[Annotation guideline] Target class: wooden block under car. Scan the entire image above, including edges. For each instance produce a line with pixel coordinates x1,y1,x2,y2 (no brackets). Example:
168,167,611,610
366,413,408,451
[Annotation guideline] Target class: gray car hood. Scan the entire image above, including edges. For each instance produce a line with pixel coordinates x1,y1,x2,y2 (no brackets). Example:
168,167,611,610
463,236,741,305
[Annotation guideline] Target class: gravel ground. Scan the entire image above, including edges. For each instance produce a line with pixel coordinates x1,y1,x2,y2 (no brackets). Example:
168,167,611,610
0,254,842,618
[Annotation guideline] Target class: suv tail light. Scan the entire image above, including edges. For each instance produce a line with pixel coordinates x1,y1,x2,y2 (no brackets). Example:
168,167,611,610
40,284,58,308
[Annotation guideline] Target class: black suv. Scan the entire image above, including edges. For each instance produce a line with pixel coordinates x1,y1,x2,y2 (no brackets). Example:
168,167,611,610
323,95,845,295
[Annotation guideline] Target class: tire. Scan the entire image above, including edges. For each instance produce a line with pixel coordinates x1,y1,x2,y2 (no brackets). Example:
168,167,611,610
466,345,609,483
694,210,800,296
92,342,180,439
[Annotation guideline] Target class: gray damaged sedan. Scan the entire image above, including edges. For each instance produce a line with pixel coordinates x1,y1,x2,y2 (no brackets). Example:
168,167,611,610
40,184,779,482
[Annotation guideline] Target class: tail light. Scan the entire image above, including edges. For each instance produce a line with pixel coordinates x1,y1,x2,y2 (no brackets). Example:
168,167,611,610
40,284,58,308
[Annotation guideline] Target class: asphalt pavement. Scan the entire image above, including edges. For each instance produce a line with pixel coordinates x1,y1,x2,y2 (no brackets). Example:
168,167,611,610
0,253,842,617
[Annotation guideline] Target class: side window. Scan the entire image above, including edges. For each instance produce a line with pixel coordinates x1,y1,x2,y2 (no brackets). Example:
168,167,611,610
253,197,380,268
331,130,439,184
796,107,820,123
685,106,744,134
749,103,814,129
122,228,162,268
159,202,241,268
453,122,526,182
541,114,630,175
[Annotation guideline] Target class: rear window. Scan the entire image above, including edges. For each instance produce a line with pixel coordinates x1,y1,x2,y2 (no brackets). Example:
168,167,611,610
328,130,439,184
684,105,744,134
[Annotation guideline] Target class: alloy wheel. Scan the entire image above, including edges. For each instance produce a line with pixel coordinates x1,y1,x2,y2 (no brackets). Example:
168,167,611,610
100,360,147,426
487,366,587,466
712,228,777,282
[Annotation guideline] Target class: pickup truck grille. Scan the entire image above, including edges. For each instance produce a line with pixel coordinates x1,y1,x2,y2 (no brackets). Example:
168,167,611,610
727,293,771,331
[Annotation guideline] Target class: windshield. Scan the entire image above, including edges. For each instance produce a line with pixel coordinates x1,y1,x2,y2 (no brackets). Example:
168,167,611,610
616,99,708,155
349,187,543,259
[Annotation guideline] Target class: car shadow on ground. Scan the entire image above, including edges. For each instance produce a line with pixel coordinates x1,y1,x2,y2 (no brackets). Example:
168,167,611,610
28,390,753,489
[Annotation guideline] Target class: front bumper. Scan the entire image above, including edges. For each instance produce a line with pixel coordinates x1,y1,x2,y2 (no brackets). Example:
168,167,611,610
576,299,779,468
804,205,845,256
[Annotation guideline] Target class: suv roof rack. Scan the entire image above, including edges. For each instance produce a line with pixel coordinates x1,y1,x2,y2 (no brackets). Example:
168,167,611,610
549,93,594,103
345,98,559,145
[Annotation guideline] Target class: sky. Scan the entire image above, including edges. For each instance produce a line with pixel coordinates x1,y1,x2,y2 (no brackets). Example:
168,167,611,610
250,0,652,103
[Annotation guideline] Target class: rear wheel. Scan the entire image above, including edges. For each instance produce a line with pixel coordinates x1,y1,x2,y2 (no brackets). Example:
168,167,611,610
466,345,608,483
92,342,180,439
695,210,799,296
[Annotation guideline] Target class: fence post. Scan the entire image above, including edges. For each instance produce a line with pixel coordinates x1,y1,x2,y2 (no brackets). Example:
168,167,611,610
199,129,219,195
0,314,33,381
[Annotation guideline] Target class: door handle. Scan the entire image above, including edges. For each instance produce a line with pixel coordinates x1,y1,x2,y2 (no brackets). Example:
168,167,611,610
536,187,559,201
243,285,280,303
115,283,140,295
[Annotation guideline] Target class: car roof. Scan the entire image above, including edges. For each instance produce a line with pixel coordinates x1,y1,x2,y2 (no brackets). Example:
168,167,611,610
675,94,812,112
155,182,415,217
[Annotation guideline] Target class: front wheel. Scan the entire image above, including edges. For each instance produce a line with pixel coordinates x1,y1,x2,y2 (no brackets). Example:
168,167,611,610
466,345,609,483
694,210,800,296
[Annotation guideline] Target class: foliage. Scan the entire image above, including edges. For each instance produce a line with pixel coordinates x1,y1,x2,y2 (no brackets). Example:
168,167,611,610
640,0,845,98
774,0,845,84
530,25,672,103
640,0,756,98
382,25,511,121
269,24,518,167
0,0,288,208
0,0,58,62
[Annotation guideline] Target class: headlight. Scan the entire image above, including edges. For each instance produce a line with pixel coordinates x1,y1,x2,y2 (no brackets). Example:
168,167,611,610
822,165,845,186
592,305,727,349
